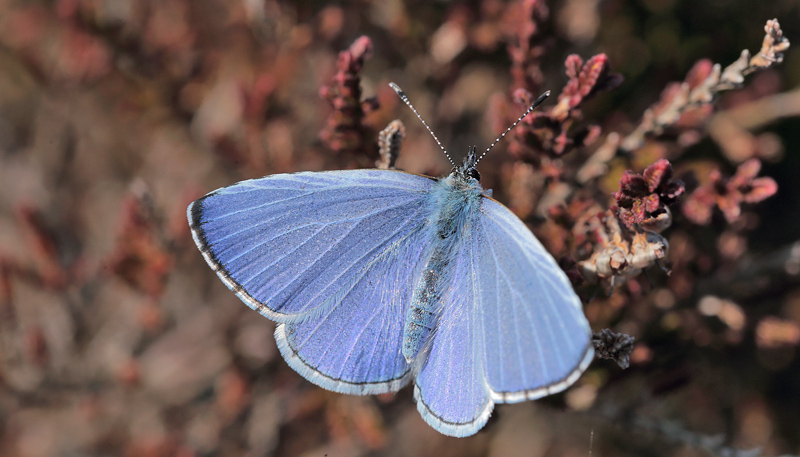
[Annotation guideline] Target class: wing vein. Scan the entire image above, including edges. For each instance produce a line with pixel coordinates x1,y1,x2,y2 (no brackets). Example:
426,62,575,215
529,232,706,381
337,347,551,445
240,200,419,305
275,205,426,313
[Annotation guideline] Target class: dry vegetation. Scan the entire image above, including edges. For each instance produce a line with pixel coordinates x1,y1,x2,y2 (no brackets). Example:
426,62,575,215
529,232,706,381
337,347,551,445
1,1,799,456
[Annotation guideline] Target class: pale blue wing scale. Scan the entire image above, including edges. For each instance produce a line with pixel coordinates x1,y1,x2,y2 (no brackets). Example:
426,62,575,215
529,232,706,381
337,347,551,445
412,194,593,437
188,169,436,324
477,197,594,402
413,238,493,437
275,228,433,394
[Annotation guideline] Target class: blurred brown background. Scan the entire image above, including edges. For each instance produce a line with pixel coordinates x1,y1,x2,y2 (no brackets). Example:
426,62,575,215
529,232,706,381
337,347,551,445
1,1,800,456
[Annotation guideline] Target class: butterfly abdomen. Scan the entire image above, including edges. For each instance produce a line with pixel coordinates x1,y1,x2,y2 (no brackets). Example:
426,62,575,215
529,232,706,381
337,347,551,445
401,174,483,363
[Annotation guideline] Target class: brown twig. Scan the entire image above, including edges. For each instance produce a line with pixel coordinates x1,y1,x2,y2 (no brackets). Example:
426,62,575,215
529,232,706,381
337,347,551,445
319,36,379,158
578,19,790,183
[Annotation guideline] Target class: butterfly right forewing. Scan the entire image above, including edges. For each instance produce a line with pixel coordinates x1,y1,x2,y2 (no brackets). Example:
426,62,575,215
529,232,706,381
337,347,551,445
476,196,594,401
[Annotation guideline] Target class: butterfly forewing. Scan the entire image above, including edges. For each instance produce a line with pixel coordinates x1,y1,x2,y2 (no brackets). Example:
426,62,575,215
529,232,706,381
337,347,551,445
477,197,594,400
189,170,436,324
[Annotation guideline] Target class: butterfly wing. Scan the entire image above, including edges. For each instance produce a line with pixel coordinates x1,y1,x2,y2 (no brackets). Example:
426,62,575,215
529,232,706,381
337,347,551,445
476,197,593,401
189,169,436,392
275,224,432,394
413,241,493,437
189,169,435,322
413,195,593,437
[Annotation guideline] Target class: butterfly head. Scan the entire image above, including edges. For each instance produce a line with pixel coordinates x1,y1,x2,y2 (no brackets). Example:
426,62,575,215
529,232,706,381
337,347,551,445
389,82,549,185
455,146,481,182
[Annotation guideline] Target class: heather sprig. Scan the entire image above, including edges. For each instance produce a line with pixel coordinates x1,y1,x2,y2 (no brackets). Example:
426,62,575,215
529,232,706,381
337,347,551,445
319,36,379,157
682,158,778,225
613,159,685,229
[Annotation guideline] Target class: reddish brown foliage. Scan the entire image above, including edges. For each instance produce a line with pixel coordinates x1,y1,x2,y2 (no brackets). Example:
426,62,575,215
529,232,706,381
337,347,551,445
613,159,686,228
319,36,379,157
683,158,778,224
510,53,621,158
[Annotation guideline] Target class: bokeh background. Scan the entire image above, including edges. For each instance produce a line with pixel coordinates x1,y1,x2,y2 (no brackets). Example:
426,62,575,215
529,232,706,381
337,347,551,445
1,1,800,456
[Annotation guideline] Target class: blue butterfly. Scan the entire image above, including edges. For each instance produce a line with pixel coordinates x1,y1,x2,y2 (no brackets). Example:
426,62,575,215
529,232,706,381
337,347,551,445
188,84,593,437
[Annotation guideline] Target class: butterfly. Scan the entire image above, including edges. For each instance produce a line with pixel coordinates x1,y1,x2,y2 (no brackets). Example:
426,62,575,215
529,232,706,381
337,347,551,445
187,83,593,437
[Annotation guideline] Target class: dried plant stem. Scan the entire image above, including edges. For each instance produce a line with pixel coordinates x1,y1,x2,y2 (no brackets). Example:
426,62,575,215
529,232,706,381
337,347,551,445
578,19,789,182
696,240,800,301
712,85,800,131
621,19,788,153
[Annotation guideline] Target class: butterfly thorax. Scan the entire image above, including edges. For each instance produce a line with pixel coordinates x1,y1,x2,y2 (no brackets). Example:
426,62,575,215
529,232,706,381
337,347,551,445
401,169,484,364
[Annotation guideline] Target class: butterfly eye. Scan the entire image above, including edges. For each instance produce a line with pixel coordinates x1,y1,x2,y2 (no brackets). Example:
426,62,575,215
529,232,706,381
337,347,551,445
469,168,481,181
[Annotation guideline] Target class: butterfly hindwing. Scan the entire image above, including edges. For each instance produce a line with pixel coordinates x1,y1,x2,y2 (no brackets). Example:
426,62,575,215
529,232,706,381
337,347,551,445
413,238,493,437
275,223,433,393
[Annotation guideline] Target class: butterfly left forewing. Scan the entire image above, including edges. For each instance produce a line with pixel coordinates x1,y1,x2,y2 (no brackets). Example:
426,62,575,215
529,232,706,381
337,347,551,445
189,169,435,324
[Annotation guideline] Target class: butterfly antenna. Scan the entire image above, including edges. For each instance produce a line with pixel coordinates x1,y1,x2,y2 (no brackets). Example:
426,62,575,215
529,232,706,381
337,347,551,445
389,82,455,168
475,90,550,165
